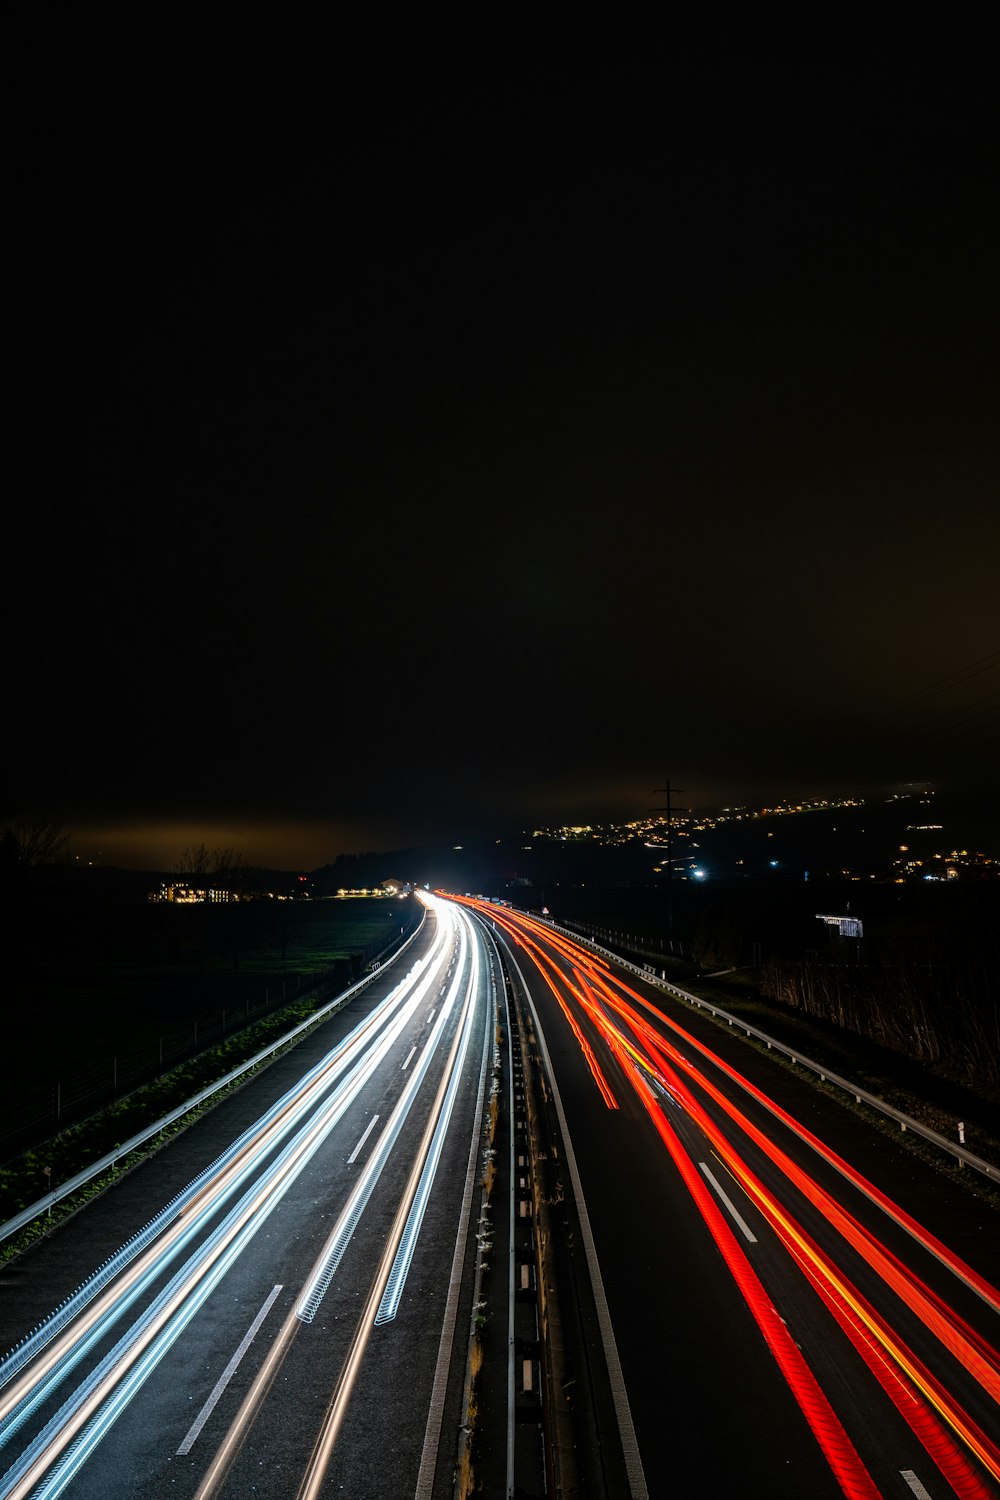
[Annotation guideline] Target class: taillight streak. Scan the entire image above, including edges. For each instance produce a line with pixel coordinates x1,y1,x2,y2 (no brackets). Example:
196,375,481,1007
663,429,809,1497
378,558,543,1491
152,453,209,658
576,966,1000,1488
621,1049,883,1500
457,898,1000,1497
586,971,1000,1409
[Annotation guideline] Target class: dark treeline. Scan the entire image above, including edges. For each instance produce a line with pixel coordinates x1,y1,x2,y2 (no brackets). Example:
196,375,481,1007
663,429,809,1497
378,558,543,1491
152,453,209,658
757,886,1000,1093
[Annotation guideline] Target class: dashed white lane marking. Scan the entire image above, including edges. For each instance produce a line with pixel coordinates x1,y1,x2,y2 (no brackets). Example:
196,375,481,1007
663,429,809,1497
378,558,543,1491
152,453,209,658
901,1472,933,1499
402,1045,417,1070
347,1114,380,1164
699,1161,758,1243
177,1284,283,1455
427,1008,436,1023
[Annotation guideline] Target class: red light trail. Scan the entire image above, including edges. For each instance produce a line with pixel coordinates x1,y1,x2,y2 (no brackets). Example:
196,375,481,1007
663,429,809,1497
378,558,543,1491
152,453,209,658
449,895,1000,1499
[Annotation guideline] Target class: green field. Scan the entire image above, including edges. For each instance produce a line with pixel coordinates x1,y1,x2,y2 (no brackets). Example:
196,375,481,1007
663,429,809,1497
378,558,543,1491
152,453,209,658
0,897,417,1090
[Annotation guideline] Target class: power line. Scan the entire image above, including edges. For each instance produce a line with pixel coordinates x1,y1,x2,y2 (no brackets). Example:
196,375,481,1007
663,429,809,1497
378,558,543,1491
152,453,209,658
650,779,684,933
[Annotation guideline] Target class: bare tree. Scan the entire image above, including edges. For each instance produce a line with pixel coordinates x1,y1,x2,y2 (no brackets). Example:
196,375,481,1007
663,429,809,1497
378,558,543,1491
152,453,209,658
176,845,243,892
1,811,69,868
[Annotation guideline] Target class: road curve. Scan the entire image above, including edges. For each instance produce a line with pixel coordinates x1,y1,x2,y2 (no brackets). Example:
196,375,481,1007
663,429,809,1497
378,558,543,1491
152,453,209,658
454,896,1000,1500
0,894,495,1500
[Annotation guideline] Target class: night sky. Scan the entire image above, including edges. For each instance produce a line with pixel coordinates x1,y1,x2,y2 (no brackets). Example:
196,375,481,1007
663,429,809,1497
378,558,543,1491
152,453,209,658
5,25,1000,870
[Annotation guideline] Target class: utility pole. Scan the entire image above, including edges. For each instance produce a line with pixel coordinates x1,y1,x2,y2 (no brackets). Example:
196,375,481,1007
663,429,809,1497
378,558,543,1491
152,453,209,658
650,779,683,936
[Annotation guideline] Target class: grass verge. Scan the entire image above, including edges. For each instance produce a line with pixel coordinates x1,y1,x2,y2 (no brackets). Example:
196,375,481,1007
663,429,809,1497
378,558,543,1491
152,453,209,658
0,986,348,1266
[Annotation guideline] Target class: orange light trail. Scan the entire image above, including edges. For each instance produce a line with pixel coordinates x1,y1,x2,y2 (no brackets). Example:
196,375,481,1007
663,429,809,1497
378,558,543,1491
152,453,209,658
621,1047,883,1499
585,969,1000,1490
584,969,1000,1411
610,1003,1000,1493
451,896,1000,1497
477,901,1000,1320
453,896,617,1108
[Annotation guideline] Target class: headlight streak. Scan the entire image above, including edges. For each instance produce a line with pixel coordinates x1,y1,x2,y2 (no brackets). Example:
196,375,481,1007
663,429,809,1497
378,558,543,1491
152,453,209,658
457,898,1000,1498
0,945,440,1471
0,931,452,1437
295,907,471,1323
375,930,483,1325
293,904,485,1500
0,966,440,1500
0,989,432,1468
0,905,463,1499
194,900,485,1500
0,935,448,1408
14,1200,291,1500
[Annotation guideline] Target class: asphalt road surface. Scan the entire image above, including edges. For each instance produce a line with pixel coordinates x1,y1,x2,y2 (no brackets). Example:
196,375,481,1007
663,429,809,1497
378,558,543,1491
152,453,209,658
0,895,494,1500
459,896,1000,1500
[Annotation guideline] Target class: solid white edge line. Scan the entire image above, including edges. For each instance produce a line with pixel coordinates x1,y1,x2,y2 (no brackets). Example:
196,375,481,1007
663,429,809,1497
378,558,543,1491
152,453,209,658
506,947,650,1500
698,1162,758,1243
376,935,481,1324
504,954,516,1500
176,1285,283,1456
347,1114,380,1165
414,913,493,1500
295,907,477,1497
900,1470,934,1499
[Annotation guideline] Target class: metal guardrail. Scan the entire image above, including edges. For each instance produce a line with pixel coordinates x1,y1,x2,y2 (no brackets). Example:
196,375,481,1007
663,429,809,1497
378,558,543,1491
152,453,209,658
0,911,427,1247
537,915,1000,1185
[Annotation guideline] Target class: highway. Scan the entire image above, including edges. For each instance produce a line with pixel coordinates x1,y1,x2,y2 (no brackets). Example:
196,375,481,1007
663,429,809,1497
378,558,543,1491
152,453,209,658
455,896,1000,1500
0,894,495,1500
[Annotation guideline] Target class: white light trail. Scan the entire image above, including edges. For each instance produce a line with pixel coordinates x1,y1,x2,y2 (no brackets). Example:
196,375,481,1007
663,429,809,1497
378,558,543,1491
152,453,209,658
0,904,461,1498
295,906,470,1324
376,930,483,1324
194,898,482,1500
0,938,445,1406
294,903,484,1500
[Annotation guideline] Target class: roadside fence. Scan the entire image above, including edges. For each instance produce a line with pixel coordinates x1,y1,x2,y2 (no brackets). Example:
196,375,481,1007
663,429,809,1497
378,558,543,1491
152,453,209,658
558,918,689,962
0,909,427,1246
542,916,1000,1185
0,912,421,1165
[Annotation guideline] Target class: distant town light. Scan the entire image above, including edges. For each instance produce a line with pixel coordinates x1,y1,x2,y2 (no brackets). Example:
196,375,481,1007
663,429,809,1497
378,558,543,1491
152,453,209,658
816,914,864,938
